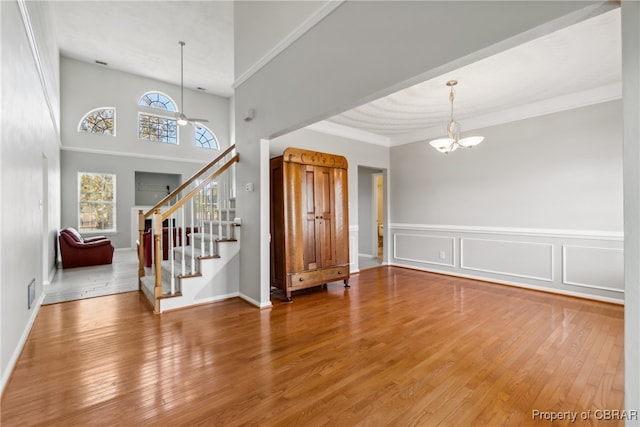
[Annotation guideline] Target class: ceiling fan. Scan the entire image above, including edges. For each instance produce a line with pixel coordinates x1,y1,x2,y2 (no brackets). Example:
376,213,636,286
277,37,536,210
176,41,208,126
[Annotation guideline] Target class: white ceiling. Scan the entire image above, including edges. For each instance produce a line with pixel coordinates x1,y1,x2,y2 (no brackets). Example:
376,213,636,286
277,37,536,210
320,7,621,146
51,1,235,97
50,3,621,145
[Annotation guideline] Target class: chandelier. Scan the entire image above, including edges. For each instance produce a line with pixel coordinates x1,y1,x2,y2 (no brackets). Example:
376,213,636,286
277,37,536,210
429,80,484,154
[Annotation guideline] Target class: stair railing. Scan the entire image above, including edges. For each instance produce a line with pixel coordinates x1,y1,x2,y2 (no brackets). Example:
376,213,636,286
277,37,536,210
137,145,239,313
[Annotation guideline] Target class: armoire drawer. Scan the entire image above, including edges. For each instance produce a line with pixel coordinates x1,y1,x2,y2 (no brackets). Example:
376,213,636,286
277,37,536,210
289,266,349,288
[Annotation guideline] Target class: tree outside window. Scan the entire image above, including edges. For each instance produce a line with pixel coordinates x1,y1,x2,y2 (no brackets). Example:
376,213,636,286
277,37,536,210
78,172,116,232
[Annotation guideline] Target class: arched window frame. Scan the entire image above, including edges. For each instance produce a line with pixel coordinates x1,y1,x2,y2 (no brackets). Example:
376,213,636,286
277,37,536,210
138,91,178,112
194,125,220,150
78,107,116,136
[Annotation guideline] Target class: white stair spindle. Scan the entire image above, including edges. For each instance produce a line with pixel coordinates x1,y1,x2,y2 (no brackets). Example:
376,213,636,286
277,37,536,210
209,184,214,256
169,214,175,294
181,204,186,278
190,197,195,274
200,189,205,257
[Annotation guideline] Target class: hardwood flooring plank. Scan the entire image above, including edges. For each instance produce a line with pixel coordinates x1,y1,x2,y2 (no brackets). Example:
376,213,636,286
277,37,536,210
1,267,624,426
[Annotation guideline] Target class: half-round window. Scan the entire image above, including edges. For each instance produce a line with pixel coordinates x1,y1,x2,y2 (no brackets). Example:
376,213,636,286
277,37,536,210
138,92,177,112
78,107,115,135
195,126,219,150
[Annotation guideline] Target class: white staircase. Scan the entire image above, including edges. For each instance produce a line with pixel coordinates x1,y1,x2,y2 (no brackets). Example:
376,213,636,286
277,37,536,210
137,146,240,313
140,223,240,312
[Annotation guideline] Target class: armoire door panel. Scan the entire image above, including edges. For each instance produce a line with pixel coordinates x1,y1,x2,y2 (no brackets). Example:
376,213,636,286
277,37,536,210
314,166,337,267
302,165,319,271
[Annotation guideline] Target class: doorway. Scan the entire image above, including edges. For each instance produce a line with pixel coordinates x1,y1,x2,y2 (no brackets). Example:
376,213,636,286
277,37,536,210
357,166,385,271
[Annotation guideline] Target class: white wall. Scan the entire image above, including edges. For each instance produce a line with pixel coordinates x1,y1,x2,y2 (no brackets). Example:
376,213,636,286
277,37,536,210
1,0,61,393
622,0,640,420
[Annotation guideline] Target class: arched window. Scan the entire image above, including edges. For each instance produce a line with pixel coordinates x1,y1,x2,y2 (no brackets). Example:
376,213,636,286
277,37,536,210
194,125,219,150
78,107,115,135
138,92,177,112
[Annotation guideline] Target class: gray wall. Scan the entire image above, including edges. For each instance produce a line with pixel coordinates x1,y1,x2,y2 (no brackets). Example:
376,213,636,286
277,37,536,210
391,100,623,231
59,56,233,249
234,0,598,305
389,100,624,303
61,151,202,249
61,57,231,162
1,0,61,392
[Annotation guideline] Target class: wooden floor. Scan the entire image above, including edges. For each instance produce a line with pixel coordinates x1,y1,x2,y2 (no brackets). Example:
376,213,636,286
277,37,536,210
2,267,624,426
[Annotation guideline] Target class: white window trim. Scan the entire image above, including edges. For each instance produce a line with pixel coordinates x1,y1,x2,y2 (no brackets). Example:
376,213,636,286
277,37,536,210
138,91,178,112
77,172,117,234
77,106,116,136
194,124,220,150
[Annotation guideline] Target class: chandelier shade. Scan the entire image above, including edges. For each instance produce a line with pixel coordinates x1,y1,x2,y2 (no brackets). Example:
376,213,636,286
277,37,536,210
429,80,484,154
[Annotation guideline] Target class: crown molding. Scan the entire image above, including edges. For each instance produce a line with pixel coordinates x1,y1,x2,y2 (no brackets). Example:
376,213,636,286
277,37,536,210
306,120,391,146
389,83,622,146
233,1,345,89
17,0,61,139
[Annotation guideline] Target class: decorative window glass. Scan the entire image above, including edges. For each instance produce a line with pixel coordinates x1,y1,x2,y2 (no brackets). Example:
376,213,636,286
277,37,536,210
138,92,177,112
78,107,115,135
194,125,219,150
78,172,116,232
138,113,178,144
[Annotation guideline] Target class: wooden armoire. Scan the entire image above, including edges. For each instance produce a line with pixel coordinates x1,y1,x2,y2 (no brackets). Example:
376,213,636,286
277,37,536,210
270,148,350,301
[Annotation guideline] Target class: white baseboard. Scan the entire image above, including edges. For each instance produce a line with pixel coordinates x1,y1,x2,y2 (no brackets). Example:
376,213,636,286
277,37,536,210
390,261,624,305
1,290,46,395
239,293,273,309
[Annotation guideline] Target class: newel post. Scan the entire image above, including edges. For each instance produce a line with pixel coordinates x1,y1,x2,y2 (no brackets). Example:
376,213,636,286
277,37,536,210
153,208,162,314
137,210,145,290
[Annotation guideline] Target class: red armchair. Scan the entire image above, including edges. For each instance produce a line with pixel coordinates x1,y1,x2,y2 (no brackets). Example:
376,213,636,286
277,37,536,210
59,227,114,268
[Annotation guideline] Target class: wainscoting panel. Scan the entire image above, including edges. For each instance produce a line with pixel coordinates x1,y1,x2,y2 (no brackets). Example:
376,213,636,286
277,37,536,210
461,238,554,282
563,245,624,293
394,234,455,267
389,224,623,304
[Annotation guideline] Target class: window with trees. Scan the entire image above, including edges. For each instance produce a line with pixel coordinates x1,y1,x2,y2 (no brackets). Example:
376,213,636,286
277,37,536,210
138,113,178,144
78,107,115,135
194,125,219,150
78,172,116,232
138,92,178,144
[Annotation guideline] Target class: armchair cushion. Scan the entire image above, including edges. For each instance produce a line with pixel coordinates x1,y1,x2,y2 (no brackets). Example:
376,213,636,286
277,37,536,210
59,227,114,268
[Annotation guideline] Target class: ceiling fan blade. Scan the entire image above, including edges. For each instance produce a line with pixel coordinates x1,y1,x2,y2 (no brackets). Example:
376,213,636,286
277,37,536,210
187,118,209,123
